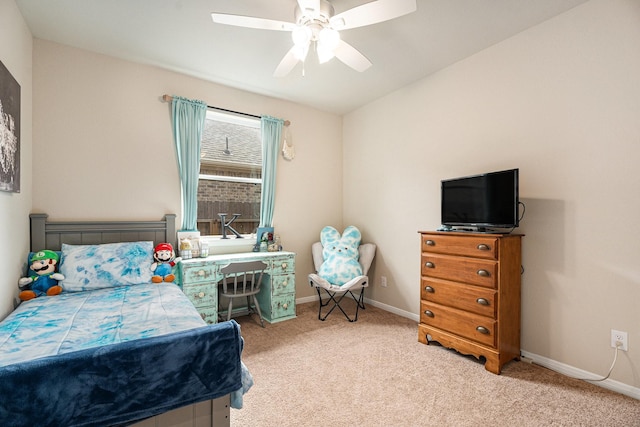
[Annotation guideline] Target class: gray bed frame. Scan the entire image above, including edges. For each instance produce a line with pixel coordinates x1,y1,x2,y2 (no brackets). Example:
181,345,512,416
29,213,177,251
27,213,231,427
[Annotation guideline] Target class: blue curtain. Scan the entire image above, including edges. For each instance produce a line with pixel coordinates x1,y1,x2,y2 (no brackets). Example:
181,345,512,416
171,96,207,231
259,116,284,228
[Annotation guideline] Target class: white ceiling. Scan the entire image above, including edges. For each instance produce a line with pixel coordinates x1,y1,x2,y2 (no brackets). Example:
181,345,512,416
16,0,589,115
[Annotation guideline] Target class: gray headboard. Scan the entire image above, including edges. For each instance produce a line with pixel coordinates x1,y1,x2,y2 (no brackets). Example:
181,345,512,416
30,213,177,251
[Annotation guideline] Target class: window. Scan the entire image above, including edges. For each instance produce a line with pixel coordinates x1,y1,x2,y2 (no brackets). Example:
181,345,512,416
197,110,262,236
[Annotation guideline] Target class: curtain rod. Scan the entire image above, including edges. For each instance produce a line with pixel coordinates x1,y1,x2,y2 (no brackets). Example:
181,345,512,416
161,95,290,126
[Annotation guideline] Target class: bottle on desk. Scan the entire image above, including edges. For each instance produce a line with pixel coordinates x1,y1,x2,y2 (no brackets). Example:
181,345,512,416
199,241,209,257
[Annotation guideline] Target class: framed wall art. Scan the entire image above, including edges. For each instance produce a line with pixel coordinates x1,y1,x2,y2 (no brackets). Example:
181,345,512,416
0,60,21,193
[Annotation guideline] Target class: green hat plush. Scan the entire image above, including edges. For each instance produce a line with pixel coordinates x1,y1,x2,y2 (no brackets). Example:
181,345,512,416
31,250,59,263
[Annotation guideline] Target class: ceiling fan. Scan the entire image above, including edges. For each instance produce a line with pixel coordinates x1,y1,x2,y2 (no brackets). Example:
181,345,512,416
211,0,417,77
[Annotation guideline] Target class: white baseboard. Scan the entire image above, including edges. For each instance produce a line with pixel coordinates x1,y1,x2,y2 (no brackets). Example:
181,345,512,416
363,298,420,321
296,295,419,321
520,350,640,400
296,295,317,305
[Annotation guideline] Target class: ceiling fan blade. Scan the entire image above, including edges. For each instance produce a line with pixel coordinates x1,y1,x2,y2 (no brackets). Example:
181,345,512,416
273,47,300,77
330,0,417,30
211,13,296,31
333,39,372,72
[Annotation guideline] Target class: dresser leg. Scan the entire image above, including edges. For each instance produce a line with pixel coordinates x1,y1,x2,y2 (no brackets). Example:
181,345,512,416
484,357,501,375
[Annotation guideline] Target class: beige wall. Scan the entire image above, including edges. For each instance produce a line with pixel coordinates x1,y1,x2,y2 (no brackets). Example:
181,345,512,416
343,0,639,392
32,39,343,302
0,0,33,318
11,0,639,397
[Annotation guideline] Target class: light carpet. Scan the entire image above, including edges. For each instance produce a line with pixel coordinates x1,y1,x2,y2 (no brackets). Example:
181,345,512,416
232,301,639,426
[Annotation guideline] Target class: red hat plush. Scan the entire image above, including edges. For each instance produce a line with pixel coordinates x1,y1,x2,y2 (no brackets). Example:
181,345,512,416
151,243,181,283
154,243,173,253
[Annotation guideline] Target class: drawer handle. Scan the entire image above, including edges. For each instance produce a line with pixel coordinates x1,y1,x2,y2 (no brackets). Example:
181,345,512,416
476,326,490,335
281,263,288,269
282,303,288,309
424,286,434,293
477,244,490,251
425,239,435,246
423,310,434,318
425,262,435,268
476,298,489,306
281,280,288,287
477,269,490,277
197,270,205,277
195,291,205,299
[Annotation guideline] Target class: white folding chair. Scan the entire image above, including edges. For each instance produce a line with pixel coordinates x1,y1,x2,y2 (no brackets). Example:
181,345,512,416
308,242,376,322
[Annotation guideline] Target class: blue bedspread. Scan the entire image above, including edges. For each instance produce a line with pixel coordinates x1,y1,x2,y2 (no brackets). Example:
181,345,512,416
0,284,251,426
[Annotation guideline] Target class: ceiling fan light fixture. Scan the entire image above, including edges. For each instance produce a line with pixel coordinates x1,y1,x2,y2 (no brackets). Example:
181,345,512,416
318,27,340,49
317,27,340,63
317,45,334,64
291,26,312,47
292,43,310,62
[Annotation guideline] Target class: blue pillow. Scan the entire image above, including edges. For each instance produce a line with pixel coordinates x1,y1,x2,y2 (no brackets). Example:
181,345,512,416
60,241,154,292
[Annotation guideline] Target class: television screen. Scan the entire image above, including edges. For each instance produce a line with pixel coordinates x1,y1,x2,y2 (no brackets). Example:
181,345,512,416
441,168,519,230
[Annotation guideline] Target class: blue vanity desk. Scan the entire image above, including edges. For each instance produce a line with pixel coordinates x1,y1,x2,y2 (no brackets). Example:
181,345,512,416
179,251,296,324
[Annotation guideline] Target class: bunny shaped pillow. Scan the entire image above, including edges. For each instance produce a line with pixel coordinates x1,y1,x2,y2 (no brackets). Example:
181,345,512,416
318,226,363,286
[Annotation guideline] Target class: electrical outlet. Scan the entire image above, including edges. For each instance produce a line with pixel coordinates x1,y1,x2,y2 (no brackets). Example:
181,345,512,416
611,329,628,351
380,276,388,287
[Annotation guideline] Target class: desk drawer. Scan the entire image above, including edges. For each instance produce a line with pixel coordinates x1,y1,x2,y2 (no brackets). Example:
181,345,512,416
271,273,295,296
270,294,296,319
182,263,218,285
198,306,218,325
269,256,295,274
183,282,217,307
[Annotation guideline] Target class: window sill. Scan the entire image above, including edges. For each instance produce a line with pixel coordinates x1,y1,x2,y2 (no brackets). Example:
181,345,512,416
200,235,256,255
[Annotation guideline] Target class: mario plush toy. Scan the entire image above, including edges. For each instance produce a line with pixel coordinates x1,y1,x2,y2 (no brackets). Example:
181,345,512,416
18,250,64,301
151,243,181,283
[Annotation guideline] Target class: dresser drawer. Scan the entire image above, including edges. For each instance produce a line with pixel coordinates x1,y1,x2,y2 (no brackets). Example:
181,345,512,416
421,253,497,288
422,234,497,260
182,263,218,285
420,301,496,347
421,277,496,318
270,273,295,296
182,282,217,308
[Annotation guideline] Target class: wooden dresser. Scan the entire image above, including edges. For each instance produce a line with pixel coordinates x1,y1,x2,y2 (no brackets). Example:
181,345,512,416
418,231,522,374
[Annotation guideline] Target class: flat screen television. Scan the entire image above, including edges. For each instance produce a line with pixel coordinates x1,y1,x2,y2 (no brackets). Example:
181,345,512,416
441,168,519,231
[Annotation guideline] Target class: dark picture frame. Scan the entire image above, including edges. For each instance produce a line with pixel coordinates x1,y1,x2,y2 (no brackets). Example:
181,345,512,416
0,60,21,193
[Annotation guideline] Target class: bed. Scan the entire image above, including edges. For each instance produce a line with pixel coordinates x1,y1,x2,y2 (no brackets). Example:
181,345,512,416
0,213,252,427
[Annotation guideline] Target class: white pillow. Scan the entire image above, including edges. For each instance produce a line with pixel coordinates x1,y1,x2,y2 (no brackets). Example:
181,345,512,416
60,241,154,292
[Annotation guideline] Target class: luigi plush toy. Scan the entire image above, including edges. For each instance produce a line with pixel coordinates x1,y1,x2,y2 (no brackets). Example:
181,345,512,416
18,250,64,301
